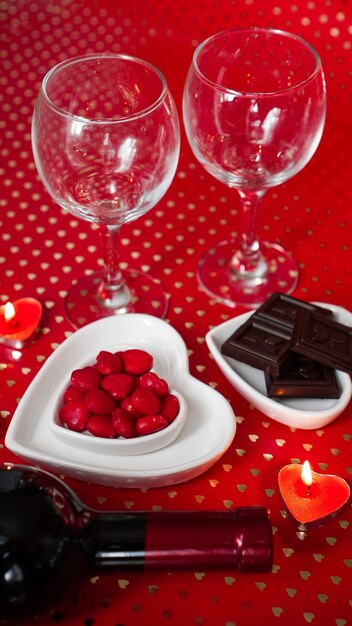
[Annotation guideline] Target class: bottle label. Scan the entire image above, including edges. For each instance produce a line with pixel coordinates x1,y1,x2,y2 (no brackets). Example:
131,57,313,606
145,512,238,569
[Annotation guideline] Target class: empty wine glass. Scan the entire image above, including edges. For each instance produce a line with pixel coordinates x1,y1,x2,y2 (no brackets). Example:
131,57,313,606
183,28,326,308
32,53,180,327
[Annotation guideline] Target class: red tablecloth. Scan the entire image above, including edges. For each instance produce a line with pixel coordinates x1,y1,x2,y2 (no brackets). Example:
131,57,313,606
1,1,351,625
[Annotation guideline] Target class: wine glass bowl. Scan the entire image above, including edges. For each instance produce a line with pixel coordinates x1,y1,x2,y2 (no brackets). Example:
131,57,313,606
32,54,180,326
183,28,326,308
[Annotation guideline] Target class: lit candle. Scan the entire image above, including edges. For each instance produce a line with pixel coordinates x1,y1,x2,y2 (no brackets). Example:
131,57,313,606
4,302,16,325
301,460,313,496
278,462,351,530
0,298,42,349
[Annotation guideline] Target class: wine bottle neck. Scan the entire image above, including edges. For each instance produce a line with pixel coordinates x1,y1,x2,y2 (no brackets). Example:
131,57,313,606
81,511,147,571
81,508,272,573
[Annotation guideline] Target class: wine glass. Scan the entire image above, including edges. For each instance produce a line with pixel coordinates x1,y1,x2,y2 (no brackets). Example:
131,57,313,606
32,53,180,327
183,28,326,308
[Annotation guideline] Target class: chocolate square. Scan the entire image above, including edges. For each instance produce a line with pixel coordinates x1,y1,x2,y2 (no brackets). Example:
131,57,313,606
265,354,341,399
221,316,292,376
254,292,333,333
292,309,352,374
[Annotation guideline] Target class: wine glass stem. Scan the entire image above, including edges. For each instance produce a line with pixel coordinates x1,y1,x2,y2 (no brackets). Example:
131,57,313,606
97,225,131,309
229,189,267,279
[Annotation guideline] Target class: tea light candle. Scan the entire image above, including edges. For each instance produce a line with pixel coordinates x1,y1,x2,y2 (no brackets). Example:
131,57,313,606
278,462,351,530
0,298,42,348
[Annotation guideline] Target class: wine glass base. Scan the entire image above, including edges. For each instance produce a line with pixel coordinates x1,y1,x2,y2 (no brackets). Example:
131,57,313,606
64,269,169,328
198,240,299,309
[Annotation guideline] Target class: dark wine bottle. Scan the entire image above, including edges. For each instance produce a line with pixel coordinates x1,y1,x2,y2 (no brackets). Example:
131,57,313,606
0,465,272,622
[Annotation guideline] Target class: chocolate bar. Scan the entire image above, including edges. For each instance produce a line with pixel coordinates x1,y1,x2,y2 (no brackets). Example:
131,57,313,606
265,354,341,399
220,292,330,377
292,309,352,374
254,292,333,333
221,292,350,400
221,316,292,376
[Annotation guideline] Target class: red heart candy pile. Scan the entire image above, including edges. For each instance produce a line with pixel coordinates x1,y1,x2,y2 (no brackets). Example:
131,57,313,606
59,349,180,439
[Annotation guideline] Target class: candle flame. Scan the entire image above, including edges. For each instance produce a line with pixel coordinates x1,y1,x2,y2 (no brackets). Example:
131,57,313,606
301,460,313,487
4,302,15,322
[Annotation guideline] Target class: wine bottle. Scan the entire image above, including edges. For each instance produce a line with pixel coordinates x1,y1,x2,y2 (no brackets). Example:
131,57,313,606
0,465,272,622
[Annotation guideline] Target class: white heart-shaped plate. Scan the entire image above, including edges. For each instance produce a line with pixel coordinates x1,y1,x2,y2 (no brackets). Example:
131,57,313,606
206,302,352,430
5,314,236,488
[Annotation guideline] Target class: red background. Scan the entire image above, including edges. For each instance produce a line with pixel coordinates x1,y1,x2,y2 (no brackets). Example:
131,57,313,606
0,1,351,625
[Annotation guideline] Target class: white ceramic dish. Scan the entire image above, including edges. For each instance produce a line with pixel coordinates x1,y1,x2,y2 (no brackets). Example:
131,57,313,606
5,314,236,488
206,302,352,430
51,386,187,456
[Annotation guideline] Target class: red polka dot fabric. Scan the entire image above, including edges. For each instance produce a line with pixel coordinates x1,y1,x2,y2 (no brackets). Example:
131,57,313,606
1,1,351,625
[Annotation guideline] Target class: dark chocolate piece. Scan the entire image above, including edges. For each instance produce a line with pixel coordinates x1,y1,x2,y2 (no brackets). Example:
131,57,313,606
254,292,333,333
292,310,352,374
221,316,292,376
265,354,341,399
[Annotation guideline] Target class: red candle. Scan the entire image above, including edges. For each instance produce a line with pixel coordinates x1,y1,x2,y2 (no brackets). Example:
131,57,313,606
278,462,351,530
0,298,42,348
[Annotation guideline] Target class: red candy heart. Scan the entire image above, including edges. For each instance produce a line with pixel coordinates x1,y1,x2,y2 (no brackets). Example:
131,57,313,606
112,408,137,439
278,464,351,530
121,349,153,375
136,414,168,436
71,366,103,392
102,373,134,400
95,351,123,375
87,414,116,438
139,372,169,397
131,387,161,415
85,389,116,415
161,394,180,423
59,400,90,432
